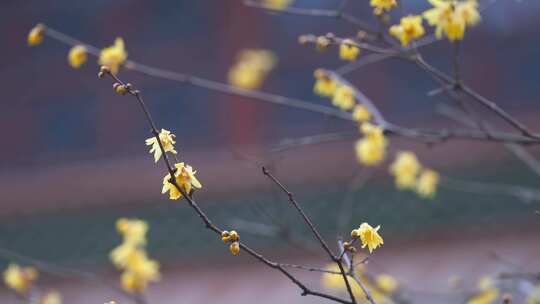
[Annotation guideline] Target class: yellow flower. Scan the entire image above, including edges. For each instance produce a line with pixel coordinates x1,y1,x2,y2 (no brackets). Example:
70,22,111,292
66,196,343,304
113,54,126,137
111,242,138,269
416,169,440,198
313,69,337,97
68,45,87,69
339,40,360,61
145,129,177,163
355,138,385,166
28,24,45,46
3,264,38,294
162,162,202,200
120,252,160,293
389,15,425,47
98,38,128,74
352,105,371,122
228,49,276,90
355,123,387,166
116,218,148,245
119,249,160,293
423,0,480,41
332,85,355,111
375,274,399,294
357,222,384,253
370,0,397,15
40,290,62,304
389,151,421,190
264,0,293,10
456,0,481,26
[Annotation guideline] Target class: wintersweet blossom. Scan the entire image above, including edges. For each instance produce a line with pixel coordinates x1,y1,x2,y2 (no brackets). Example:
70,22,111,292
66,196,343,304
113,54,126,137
99,38,128,74
389,15,425,47
370,0,397,15
313,69,337,97
389,151,421,190
40,290,62,304
352,104,371,122
162,163,202,200
423,0,480,41
353,222,384,253
355,123,387,166
332,85,355,111
228,49,276,90
3,264,38,294
339,39,360,61
28,24,45,46
416,169,440,198
110,218,160,294
145,129,177,163
264,0,293,10
68,45,87,69
116,218,148,245
120,250,160,293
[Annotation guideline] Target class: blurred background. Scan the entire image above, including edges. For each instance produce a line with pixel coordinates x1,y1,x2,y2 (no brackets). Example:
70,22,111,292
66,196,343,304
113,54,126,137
1,0,540,303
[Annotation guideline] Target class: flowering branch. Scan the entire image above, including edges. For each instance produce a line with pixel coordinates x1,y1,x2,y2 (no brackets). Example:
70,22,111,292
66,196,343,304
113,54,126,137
98,67,356,304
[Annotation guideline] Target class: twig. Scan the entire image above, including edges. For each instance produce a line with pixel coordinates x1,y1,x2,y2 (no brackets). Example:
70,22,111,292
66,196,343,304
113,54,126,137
262,167,359,304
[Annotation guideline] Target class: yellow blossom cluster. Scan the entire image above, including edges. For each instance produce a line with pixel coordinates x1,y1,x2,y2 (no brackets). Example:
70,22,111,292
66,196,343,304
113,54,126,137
467,276,500,304
110,218,160,294
356,123,387,166
389,15,425,47
321,263,399,303
221,230,241,255
424,0,481,41
3,264,38,295
145,129,178,163
99,38,128,74
228,49,276,90
350,222,384,253
370,0,397,15
162,162,202,200
313,69,373,122
264,0,293,10
389,151,440,198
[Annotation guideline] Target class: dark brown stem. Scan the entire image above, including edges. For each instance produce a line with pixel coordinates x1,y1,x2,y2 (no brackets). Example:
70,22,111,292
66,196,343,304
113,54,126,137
262,167,359,304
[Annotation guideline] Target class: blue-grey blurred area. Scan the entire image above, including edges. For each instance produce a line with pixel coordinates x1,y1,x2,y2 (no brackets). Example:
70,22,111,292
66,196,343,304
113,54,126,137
1,0,540,303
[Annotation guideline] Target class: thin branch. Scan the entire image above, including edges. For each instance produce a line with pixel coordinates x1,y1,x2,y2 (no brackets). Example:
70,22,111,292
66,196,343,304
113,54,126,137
262,167,359,304
242,0,378,36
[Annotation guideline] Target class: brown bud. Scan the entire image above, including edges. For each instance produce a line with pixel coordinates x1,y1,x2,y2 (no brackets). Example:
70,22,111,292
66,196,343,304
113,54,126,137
229,242,240,255
113,83,127,95
100,66,111,75
351,229,360,238
357,31,368,40
229,230,239,242
316,36,330,51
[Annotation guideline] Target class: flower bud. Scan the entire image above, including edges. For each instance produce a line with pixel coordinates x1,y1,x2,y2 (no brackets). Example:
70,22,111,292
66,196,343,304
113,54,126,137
229,230,239,242
351,229,360,238
229,242,240,255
